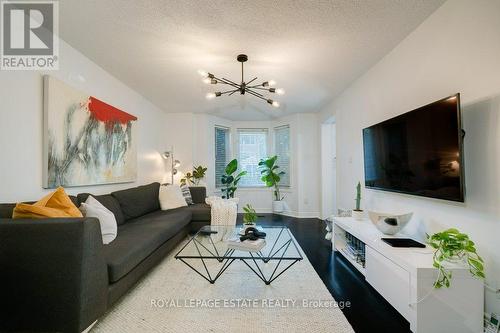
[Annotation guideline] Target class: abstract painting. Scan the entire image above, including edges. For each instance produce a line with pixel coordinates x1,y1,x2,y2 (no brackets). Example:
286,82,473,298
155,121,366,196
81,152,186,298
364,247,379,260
43,75,138,188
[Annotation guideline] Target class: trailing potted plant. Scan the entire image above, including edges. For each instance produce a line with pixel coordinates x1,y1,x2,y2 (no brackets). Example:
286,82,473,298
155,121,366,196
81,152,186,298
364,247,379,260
221,159,246,199
242,204,258,231
352,181,364,220
180,165,207,186
258,155,286,213
428,228,485,288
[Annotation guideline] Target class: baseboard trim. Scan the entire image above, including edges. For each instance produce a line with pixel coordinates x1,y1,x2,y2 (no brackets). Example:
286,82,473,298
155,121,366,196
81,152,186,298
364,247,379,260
239,208,321,219
82,320,98,333
276,210,321,219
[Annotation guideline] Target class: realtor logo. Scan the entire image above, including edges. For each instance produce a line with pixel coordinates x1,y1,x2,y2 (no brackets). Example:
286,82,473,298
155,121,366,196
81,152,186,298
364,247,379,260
1,0,59,70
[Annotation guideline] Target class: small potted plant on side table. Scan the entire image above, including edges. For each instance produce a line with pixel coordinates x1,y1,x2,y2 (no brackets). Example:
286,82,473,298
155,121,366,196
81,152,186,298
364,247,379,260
242,204,258,232
352,181,364,220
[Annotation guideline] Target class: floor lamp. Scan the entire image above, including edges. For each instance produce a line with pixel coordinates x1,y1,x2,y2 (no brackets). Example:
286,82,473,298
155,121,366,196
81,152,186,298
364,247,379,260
162,150,180,185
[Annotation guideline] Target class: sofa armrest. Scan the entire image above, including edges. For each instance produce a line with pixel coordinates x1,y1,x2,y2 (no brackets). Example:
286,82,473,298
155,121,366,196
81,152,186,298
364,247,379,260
189,186,207,204
0,218,108,333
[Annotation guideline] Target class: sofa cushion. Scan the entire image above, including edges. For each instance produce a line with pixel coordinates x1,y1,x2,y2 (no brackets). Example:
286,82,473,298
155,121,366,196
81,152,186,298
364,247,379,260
184,203,211,222
0,195,78,219
77,193,125,226
103,208,192,283
111,183,160,221
13,187,82,219
79,196,117,244
0,204,16,218
180,184,193,205
159,185,187,210
189,187,206,204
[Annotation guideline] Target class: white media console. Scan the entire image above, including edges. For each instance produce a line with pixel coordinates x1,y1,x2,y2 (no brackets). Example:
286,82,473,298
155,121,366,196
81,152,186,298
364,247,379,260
332,217,483,333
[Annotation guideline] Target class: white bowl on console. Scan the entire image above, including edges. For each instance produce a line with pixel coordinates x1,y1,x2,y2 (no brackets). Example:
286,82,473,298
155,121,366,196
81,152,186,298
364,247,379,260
368,211,413,235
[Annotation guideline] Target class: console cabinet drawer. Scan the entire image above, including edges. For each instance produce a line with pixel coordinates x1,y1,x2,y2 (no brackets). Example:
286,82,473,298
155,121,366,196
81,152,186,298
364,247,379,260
366,246,411,320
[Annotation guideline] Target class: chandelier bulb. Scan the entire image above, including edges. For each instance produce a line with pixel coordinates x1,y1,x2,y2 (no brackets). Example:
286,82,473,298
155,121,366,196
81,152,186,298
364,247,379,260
267,99,279,107
198,69,208,77
202,77,211,84
206,92,216,99
276,88,285,95
268,80,277,86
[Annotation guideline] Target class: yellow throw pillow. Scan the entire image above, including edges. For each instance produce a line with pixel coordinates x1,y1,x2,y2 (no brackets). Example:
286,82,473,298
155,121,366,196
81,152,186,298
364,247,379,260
12,187,83,219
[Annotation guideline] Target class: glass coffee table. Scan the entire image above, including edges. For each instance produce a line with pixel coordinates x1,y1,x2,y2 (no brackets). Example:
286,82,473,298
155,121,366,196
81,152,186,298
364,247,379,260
175,225,303,284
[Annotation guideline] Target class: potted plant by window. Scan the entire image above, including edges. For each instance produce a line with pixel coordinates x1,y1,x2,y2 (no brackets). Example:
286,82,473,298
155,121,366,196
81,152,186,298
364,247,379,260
242,204,258,231
221,159,246,200
258,155,286,213
352,181,364,220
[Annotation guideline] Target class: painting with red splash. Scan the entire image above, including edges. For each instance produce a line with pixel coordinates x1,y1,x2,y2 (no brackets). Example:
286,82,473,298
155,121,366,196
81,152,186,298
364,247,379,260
43,75,138,188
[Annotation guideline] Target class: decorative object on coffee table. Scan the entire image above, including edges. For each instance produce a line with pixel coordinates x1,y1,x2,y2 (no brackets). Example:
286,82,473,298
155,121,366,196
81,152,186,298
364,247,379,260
352,182,364,220
368,211,413,235
242,204,258,231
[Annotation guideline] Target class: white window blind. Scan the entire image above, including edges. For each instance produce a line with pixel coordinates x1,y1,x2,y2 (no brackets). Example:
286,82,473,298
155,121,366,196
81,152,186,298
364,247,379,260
215,126,230,187
274,125,290,187
238,129,268,187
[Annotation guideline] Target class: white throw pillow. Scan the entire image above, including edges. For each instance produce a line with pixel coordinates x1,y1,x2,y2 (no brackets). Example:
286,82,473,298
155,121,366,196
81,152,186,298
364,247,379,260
80,195,118,245
159,185,188,210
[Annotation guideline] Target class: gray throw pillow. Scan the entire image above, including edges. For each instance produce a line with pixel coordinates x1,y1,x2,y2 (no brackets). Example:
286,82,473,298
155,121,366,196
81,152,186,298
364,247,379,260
180,184,194,205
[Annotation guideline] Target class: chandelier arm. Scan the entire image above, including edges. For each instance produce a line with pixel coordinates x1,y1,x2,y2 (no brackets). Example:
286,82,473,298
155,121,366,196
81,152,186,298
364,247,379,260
221,77,240,86
252,87,271,91
220,89,239,95
248,84,266,88
213,76,240,88
246,77,258,85
228,90,238,96
245,89,268,101
246,88,264,97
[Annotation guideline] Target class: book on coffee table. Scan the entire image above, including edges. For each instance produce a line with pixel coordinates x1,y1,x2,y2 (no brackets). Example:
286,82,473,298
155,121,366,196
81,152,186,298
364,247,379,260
227,236,266,252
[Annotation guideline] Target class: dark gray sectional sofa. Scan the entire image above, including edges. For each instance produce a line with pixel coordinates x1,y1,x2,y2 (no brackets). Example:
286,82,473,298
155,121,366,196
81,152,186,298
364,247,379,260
0,182,210,333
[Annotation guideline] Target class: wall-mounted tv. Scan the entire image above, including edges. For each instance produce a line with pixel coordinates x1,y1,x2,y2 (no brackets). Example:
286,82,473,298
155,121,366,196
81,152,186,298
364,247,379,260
362,94,465,202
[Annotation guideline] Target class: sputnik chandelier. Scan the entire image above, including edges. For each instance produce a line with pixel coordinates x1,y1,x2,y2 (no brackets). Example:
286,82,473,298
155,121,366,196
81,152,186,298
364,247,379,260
198,54,284,108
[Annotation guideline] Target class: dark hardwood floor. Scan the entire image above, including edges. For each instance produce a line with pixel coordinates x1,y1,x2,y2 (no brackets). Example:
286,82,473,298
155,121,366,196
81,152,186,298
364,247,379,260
238,213,411,333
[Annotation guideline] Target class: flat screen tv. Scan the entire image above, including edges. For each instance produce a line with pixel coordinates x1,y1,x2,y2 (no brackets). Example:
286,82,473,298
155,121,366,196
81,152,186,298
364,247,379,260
362,94,465,202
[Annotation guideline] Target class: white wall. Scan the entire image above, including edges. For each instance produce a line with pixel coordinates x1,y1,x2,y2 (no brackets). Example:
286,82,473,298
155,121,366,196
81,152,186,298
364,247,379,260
320,0,500,314
164,112,321,217
321,121,336,219
0,39,168,202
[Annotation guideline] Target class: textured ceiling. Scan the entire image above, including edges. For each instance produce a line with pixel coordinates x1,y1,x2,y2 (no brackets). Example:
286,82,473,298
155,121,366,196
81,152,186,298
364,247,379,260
59,0,444,120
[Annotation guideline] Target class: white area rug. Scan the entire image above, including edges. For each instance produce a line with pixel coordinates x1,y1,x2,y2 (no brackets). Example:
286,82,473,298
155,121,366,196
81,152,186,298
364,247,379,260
92,236,354,333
